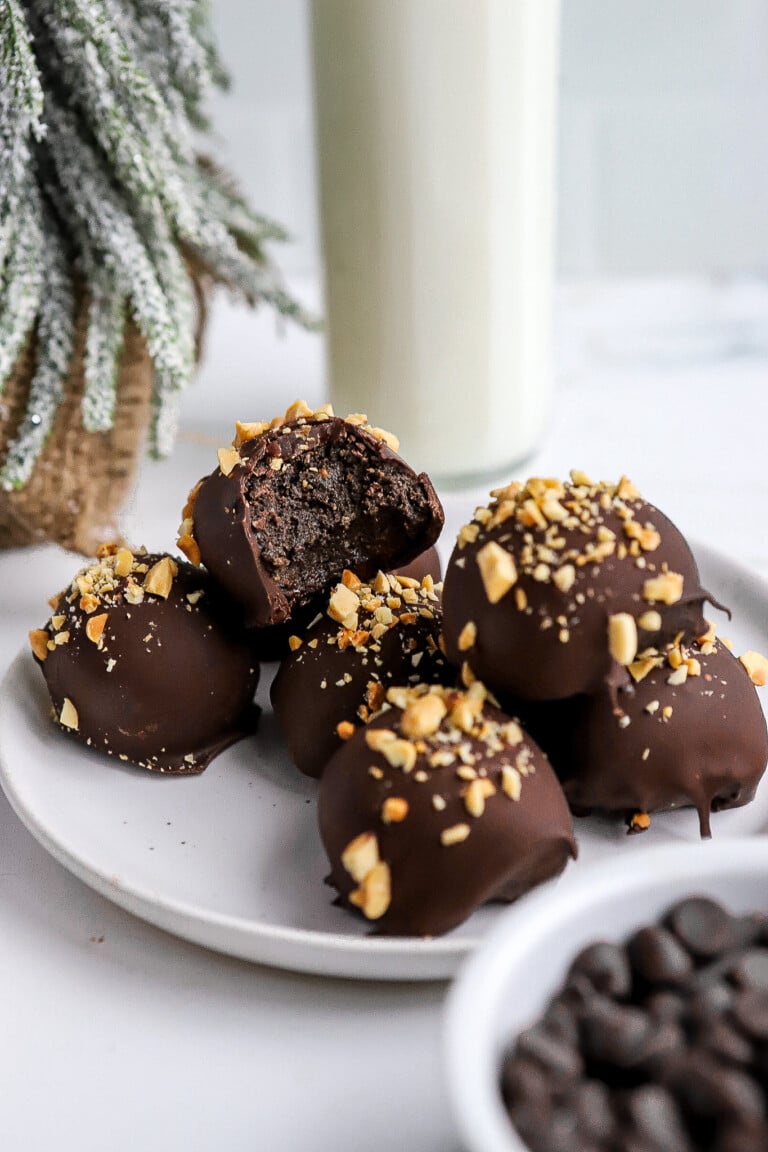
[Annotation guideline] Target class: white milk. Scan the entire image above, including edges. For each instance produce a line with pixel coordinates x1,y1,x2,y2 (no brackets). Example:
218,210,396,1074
310,0,559,482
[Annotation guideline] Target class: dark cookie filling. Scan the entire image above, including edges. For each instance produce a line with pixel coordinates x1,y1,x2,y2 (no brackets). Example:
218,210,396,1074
246,436,438,606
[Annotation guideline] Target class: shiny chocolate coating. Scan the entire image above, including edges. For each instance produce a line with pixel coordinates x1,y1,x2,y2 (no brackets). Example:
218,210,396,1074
443,476,712,701
564,640,768,836
318,684,577,937
271,571,451,778
396,545,442,585
187,411,444,629
33,550,259,773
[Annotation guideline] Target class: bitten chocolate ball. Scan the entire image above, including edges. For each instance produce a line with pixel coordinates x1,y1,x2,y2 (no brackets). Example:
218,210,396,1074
30,547,260,774
443,473,713,702
270,568,450,778
318,682,577,937
179,400,444,629
562,635,768,837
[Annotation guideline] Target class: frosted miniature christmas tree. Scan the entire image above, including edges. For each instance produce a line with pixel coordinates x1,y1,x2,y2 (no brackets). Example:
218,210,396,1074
0,0,304,489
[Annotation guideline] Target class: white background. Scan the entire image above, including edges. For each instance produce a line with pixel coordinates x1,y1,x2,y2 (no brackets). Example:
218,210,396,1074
208,0,768,279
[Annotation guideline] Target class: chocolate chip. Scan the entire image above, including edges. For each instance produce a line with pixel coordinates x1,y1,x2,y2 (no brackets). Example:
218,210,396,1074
569,942,632,999
635,1021,687,1078
701,1021,753,1066
517,1025,584,1082
732,988,768,1041
715,1122,768,1152
645,990,686,1022
543,999,579,1046
732,948,768,991
685,980,735,1025
499,899,768,1152
580,997,652,1069
573,1079,615,1142
623,1085,693,1152
500,1054,553,1108
666,898,743,959
628,926,694,987
668,1055,765,1124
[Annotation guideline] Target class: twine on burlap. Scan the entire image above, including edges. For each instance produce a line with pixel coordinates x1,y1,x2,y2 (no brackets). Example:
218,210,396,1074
0,266,210,555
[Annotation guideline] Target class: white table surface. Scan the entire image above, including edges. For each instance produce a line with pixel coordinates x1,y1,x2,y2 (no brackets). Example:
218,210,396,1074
2,281,768,1151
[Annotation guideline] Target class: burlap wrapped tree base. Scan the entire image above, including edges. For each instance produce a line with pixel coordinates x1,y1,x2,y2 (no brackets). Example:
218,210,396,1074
0,296,153,554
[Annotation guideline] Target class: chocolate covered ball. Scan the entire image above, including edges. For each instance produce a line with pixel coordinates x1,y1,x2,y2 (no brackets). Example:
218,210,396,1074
443,473,713,702
270,568,451,778
30,547,260,773
318,682,577,937
563,636,768,836
251,546,443,664
179,400,444,629
396,545,442,585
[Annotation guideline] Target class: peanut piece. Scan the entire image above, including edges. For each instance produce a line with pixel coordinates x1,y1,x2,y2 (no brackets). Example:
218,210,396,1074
476,541,517,604
341,831,379,883
608,613,638,666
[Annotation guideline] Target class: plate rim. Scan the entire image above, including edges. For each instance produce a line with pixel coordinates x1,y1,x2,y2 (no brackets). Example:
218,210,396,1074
1,537,765,979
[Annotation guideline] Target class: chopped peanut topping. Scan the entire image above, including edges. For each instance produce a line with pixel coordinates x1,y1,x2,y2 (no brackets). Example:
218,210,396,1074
284,399,314,423
381,797,409,824
628,812,651,834
629,656,660,683
85,613,108,645
217,446,241,476
143,556,177,599
458,621,477,651
608,613,638,666
642,572,684,605
463,777,496,818
233,420,269,448
336,721,355,740
697,620,716,645
29,629,49,662
476,541,517,604
501,765,522,801
552,565,576,594
740,650,768,687
440,823,471,847
177,533,201,567
288,635,303,652
365,729,397,753
59,698,79,730
638,610,662,631
380,738,418,773
401,693,447,739
114,548,134,578
349,860,391,920
327,582,360,626
341,832,380,883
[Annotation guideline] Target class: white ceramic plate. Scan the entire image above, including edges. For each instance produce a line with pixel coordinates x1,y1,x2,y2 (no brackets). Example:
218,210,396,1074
445,838,768,1152
1,542,767,981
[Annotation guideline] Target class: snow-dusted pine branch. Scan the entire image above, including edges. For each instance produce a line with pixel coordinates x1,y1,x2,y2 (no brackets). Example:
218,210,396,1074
0,0,306,483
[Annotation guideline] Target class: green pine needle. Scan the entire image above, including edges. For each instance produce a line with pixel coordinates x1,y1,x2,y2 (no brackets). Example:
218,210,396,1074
0,0,307,486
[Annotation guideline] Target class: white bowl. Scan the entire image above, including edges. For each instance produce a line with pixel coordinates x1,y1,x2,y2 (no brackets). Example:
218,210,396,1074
444,837,768,1152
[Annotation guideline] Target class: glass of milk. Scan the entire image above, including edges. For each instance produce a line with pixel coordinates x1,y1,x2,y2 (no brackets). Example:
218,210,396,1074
310,0,559,483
